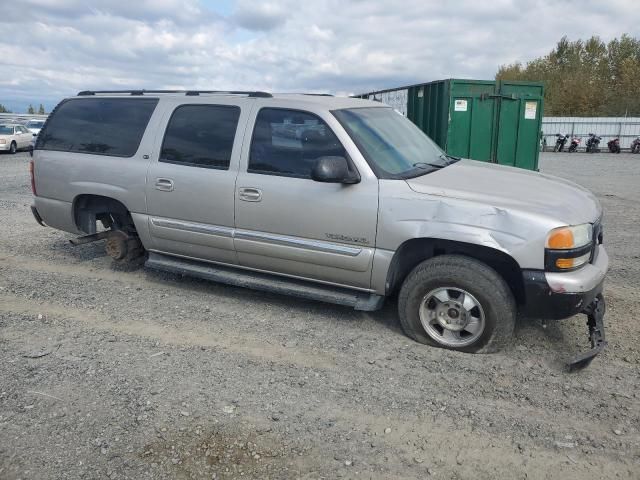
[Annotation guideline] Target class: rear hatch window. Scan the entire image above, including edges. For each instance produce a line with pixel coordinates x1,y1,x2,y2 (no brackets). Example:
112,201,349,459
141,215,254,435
36,97,158,157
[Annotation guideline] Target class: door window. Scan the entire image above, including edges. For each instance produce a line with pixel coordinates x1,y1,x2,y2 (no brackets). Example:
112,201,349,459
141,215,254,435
160,104,240,169
248,108,346,178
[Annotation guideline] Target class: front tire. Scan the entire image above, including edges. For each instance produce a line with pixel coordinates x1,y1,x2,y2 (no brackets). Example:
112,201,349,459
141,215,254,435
398,255,516,353
9,142,17,154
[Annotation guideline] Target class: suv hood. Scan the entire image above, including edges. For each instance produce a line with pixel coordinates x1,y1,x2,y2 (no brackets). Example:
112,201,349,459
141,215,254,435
406,159,601,225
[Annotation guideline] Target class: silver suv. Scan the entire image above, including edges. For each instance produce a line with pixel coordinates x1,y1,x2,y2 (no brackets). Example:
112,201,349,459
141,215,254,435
30,90,608,368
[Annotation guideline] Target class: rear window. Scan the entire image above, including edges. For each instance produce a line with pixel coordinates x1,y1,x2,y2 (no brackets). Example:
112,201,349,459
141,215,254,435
36,98,158,157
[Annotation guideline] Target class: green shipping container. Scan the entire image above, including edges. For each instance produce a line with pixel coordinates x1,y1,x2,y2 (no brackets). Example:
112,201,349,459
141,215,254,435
361,79,544,171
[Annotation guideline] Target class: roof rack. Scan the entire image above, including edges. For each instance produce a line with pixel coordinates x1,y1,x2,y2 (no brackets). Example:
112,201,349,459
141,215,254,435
77,90,272,98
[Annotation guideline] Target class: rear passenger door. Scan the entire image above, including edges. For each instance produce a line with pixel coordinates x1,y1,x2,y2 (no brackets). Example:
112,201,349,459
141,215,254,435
145,101,248,264
233,107,379,290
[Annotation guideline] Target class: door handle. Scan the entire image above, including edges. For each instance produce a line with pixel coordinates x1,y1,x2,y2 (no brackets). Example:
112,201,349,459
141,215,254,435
238,187,262,202
155,178,174,192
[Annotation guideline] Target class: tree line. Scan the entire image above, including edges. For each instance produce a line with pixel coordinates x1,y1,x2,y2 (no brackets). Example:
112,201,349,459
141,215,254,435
0,103,46,114
496,34,640,116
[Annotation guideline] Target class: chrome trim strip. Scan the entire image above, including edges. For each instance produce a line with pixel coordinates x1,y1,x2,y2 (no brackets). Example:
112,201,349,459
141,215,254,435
234,229,362,257
150,218,363,257
151,217,234,238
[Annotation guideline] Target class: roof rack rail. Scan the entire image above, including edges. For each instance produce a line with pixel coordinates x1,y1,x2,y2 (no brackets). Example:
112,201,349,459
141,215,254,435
76,90,272,98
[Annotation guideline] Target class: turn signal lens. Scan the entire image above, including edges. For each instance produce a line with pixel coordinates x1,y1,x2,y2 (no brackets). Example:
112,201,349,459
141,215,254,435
546,224,592,249
555,253,590,270
547,228,574,249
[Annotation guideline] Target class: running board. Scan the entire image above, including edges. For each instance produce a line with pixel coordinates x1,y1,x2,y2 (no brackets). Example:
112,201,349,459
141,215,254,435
145,252,385,311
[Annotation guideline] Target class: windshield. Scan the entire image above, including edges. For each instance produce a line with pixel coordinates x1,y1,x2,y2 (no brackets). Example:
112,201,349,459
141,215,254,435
28,121,44,128
0,126,13,135
332,107,455,179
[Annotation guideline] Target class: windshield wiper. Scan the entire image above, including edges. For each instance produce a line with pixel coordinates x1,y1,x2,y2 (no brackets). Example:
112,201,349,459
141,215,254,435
412,162,445,170
439,153,460,165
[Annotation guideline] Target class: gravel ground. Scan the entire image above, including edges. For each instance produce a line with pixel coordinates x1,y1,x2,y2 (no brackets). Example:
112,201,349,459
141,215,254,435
1,151,638,480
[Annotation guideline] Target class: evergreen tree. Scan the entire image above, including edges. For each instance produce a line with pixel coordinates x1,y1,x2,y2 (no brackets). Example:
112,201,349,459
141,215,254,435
27,104,35,114
38,104,45,115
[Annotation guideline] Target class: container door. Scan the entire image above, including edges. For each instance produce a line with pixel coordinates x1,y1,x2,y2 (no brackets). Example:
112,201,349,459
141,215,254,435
447,96,495,162
495,97,542,170
496,81,544,170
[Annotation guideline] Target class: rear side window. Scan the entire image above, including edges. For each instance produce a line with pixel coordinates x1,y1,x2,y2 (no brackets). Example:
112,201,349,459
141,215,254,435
160,105,240,170
36,98,158,157
248,108,346,178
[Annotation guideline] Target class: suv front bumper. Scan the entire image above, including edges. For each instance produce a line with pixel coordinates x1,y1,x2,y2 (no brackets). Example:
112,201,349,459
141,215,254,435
520,245,608,369
520,245,608,320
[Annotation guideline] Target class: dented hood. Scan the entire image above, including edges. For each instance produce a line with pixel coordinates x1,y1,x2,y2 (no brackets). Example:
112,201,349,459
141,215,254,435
405,159,601,225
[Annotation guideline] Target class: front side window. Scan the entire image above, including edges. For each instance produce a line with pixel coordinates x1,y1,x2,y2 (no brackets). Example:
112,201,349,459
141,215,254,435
332,107,455,179
36,98,158,157
248,108,346,178
160,105,240,169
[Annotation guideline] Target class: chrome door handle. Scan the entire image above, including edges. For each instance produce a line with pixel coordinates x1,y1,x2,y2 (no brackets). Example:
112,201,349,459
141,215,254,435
155,178,174,192
238,187,262,202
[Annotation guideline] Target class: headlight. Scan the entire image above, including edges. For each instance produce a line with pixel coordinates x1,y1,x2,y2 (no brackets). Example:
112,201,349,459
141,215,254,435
546,224,592,249
545,224,593,271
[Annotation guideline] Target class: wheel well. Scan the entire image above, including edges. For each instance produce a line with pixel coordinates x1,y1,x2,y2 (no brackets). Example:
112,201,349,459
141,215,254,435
386,238,525,305
73,195,134,235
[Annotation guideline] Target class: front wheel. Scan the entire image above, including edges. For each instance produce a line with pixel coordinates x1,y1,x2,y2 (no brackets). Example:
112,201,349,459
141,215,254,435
9,142,17,154
398,255,516,353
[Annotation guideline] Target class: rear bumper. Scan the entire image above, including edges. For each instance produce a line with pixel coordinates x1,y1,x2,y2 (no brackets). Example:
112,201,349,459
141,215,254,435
31,205,46,226
31,197,80,234
520,245,608,320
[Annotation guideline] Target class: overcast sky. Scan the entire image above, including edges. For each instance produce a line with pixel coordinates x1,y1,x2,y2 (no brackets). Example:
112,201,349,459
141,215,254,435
1,0,639,112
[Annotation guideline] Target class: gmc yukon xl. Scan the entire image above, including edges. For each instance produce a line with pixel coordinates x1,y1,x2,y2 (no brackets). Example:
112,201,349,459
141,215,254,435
30,90,608,368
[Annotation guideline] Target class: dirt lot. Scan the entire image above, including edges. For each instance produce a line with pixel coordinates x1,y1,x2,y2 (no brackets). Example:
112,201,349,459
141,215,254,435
1,151,638,480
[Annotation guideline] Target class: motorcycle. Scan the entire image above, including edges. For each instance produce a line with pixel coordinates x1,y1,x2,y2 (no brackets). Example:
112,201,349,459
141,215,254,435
553,133,569,152
631,137,640,154
585,133,602,153
568,136,581,153
607,138,621,153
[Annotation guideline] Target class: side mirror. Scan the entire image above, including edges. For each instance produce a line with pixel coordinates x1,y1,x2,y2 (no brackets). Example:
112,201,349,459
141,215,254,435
311,156,359,184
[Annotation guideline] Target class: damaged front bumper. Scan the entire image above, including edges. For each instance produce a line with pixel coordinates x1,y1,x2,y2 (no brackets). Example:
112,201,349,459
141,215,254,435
520,245,609,369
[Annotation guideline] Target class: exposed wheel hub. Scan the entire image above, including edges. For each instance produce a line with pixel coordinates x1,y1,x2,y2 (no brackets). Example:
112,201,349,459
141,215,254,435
104,231,129,260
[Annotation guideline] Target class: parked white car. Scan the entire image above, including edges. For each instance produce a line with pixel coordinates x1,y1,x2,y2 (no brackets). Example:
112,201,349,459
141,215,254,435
26,119,45,135
0,124,33,153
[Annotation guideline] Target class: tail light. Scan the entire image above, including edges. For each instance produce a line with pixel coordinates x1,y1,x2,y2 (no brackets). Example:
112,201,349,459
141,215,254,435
29,160,37,195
